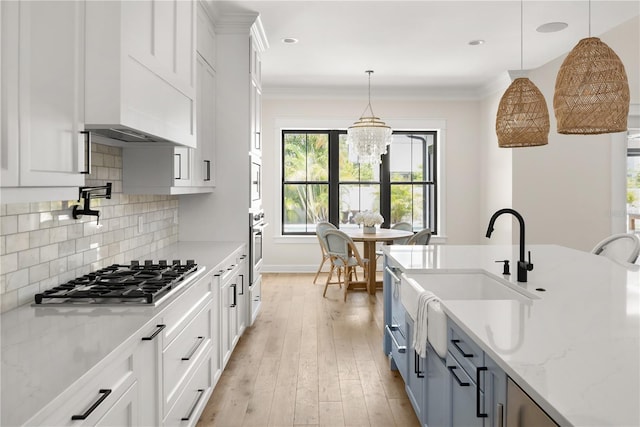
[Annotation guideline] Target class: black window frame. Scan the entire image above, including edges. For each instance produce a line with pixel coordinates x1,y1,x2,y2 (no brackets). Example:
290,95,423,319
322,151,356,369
281,129,438,235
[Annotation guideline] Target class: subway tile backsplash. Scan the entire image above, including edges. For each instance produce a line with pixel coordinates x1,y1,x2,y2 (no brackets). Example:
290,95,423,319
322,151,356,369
0,144,179,312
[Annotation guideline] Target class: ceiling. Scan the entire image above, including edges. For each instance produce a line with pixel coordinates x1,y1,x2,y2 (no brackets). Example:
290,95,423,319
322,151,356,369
212,1,640,96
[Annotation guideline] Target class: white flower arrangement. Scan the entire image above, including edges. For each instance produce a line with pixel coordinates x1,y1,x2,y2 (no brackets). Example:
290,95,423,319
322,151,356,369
353,211,384,227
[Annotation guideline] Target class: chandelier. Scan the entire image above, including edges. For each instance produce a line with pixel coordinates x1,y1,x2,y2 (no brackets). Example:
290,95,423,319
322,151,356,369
347,70,392,164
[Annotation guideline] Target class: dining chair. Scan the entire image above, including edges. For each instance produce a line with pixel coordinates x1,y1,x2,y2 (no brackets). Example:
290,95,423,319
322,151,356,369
313,221,338,285
591,233,640,264
391,222,413,244
407,228,432,245
323,229,369,301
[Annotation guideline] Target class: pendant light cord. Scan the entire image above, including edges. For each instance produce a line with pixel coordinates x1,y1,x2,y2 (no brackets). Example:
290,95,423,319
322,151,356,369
588,0,591,37
520,0,523,70
360,70,376,118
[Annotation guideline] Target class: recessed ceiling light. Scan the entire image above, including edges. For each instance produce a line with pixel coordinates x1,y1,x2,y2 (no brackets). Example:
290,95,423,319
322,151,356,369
536,22,568,33
468,39,485,46
282,37,299,44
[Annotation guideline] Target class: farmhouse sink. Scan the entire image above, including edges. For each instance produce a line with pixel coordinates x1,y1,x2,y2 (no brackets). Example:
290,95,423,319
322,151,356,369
401,272,536,321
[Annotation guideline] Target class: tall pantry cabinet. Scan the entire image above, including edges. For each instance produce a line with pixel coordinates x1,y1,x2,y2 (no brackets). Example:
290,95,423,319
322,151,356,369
179,12,267,243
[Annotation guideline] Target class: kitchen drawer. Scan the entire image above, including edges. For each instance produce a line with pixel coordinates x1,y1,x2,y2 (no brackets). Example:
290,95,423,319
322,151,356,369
448,319,485,380
164,352,213,427
162,271,213,346
163,301,213,416
28,347,136,426
386,321,408,381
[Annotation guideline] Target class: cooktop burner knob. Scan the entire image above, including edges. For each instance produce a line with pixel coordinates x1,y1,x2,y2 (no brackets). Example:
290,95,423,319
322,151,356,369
187,260,195,265
144,260,153,266
172,260,180,266
159,260,167,266
131,260,139,266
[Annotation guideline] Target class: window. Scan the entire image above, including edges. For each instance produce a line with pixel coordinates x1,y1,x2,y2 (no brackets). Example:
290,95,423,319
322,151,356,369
282,129,438,235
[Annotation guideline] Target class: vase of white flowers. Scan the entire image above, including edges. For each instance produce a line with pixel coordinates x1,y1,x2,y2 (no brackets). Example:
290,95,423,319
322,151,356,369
354,211,384,234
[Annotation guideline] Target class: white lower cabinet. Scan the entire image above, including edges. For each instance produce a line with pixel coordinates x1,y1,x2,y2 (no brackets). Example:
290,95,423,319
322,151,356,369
27,321,160,426
24,245,249,426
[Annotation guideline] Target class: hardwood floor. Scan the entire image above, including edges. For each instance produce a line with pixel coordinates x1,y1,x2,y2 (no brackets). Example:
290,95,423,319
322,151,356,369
196,273,420,427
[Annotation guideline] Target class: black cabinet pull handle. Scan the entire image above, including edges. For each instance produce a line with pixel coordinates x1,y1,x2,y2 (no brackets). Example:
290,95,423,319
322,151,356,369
182,336,205,361
476,367,488,418
204,160,211,181
414,350,424,378
448,366,469,387
71,389,111,420
80,131,91,174
181,389,205,421
451,339,474,358
141,324,166,341
174,153,182,180
231,283,237,308
239,274,244,295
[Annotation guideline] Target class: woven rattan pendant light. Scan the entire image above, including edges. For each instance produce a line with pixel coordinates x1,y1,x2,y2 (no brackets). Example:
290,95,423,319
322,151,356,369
495,0,549,147
553,1,629,134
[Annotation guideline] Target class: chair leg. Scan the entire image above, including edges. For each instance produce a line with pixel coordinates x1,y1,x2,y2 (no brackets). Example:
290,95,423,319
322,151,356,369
313,255,328,284
343,266,351,301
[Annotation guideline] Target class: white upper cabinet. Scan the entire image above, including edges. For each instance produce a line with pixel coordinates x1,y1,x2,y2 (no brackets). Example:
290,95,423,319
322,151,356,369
0,0,86,201
193,3,216,188
85,0,196,148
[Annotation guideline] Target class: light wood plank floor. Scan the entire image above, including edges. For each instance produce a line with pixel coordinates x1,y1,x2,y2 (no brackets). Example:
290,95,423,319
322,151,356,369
196,273,420,427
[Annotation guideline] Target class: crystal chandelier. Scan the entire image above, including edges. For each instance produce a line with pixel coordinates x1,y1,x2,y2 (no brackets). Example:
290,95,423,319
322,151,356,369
347,70,392,164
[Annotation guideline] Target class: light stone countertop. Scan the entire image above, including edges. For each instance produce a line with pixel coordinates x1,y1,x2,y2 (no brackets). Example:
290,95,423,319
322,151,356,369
382,244,640,427
1,241,244,427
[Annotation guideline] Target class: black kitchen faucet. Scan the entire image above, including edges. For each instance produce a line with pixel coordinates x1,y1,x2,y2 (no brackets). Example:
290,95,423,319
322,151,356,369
485,208,534,282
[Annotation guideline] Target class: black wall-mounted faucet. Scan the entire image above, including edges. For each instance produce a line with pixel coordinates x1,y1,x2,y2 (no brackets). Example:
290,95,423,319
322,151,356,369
72,183,112,225
486,208,533,282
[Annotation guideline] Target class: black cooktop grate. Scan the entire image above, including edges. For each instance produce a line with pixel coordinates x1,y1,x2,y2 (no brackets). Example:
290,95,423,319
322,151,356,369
34,260,197,305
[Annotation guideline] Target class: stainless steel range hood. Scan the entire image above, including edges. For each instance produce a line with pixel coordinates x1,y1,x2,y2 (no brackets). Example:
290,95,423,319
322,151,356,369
86,126,175,144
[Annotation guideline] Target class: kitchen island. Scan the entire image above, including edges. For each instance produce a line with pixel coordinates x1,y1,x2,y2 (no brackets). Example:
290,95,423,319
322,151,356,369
1,241,245,427
382,244,639,426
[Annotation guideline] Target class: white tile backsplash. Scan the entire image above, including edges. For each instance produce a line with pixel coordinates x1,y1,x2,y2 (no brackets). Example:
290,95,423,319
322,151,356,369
0,143,179,312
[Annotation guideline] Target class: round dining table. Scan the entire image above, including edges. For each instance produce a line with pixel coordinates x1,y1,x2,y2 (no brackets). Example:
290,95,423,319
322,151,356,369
342,228,414,294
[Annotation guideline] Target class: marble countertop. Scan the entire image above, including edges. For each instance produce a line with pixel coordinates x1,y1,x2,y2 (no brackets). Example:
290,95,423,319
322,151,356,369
382,244,640,427
1,241,244,427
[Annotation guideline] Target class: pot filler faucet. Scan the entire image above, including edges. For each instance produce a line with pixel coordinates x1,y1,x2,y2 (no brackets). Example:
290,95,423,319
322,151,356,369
485,208,533,282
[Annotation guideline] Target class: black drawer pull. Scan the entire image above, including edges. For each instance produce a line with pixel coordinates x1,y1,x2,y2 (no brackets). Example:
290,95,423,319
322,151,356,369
181,389,206,421
141,324,166,341
71,389,111,420
239,274,244,295
476,367,488,418
231,283,237,307
204,160,211,181
414,350,424,378
182,336,205,361
448,365,470,387
451,339,474,358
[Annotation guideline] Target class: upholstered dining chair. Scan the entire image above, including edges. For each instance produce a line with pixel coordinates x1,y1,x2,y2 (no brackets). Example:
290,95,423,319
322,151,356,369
323,229,369,301
313,221,338,285
591,233,640,264
391,222,413,244
407,228,432,245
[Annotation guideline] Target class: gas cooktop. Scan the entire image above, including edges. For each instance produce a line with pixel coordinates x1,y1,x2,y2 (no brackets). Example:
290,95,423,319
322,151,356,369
34,260,201,306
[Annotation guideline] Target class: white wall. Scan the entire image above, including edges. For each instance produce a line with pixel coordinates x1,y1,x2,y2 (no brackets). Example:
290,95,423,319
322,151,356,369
261,97,482,272
479,75,514,245
512,16,639,251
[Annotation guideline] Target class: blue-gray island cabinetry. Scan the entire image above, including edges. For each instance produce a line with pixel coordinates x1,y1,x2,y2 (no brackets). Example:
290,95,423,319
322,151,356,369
382,244,639,427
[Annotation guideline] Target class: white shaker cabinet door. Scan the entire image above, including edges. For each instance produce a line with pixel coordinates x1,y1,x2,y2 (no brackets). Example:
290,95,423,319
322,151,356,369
17,0,86,186
194,54,216,187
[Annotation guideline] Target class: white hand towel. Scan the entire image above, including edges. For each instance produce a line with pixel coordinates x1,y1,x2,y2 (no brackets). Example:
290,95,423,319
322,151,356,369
412,290,440,359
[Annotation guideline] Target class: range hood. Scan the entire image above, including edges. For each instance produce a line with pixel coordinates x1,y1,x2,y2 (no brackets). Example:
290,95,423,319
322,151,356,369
86,126,175,144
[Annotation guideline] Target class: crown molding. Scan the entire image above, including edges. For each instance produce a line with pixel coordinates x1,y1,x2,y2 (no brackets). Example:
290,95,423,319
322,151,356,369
251,17,269,52
211,11,259,34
